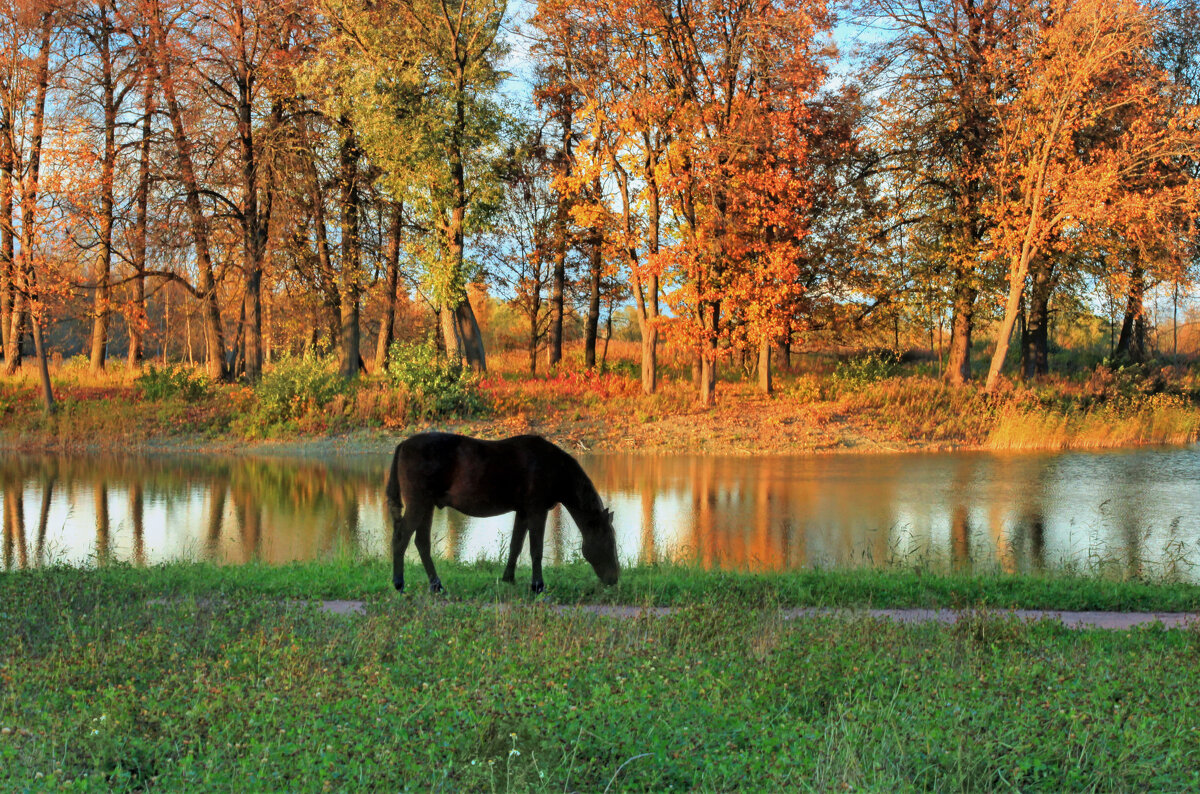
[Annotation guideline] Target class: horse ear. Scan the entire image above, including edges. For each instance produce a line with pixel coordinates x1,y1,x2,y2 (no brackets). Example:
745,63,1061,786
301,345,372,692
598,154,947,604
604,508,614,521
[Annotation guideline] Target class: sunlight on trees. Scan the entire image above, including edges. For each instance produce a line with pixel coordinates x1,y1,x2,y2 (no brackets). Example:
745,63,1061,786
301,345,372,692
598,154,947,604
0,0,1194,400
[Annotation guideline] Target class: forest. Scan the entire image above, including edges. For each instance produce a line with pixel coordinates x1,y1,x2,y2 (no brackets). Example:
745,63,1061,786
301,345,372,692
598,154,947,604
0,0,1198,414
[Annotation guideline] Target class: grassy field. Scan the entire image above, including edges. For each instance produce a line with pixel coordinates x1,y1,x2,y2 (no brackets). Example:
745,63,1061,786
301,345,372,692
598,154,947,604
3,563,1200,792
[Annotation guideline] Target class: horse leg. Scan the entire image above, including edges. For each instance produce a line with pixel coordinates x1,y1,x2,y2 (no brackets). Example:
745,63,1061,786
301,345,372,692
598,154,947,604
412,506,444,594
501,512,528,584
528,510,548,594
390,496,416,592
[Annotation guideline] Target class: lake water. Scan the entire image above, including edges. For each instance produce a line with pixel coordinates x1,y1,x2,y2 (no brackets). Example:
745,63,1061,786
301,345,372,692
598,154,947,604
3,446,1200,580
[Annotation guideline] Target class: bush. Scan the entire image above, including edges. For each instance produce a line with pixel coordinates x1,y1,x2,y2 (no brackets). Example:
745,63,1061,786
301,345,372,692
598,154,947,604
384,340,488,419
252,352,350,427
134,364,210,402
833,349,900,390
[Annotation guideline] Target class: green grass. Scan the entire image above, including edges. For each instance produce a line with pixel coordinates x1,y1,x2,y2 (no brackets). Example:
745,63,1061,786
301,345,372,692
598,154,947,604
10,558,1200,612
3,565,1200,791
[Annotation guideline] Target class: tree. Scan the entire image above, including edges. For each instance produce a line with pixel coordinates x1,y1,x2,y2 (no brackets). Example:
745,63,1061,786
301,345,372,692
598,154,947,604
646,0,834,404
983,0,1200,390
483,137,557,373
312,0,507,374
3,1,59,412
140,0,230,381
534,0,673,394
69,0,137,373
190,0,295,380
861,0,1019,384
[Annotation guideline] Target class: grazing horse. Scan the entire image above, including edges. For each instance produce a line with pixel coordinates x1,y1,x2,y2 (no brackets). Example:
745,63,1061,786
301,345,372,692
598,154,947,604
386,432,620,594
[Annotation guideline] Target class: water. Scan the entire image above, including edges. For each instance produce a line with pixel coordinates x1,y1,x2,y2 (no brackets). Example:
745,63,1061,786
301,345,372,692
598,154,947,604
3,447,1200,580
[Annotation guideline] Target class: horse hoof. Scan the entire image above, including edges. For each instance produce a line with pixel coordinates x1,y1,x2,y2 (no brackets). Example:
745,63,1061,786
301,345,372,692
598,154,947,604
430,579,445,595
393,578,405,592
531,581,545,595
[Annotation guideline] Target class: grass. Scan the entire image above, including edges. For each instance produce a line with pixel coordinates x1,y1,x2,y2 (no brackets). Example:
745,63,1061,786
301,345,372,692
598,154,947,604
3,563,1200,791
9,557,1200,613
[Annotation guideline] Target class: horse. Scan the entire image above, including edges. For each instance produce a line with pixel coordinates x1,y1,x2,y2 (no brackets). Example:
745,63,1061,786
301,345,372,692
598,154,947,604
385,432,620,594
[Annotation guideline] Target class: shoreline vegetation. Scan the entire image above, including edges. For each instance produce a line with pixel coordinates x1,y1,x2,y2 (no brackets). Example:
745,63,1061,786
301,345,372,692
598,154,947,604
1,343,1199,457
5,563,1200,791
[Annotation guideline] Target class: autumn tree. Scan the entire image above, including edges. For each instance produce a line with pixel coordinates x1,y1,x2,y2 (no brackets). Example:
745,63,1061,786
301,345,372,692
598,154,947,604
189,0,297,380
138,0,231,381
534,0,672,394
1,0,59,412
860,0,1022,384
983,0,1200,390
645,0,834,404
63,0,139,373
482,135,557,372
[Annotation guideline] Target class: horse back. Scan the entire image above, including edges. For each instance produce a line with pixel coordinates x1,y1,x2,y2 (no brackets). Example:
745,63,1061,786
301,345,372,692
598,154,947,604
390,432,573,517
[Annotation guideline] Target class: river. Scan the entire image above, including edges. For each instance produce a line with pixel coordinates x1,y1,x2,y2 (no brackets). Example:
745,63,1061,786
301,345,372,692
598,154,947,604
3,446,1199,580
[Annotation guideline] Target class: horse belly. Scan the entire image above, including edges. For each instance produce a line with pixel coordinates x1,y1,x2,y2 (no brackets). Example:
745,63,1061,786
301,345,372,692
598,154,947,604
438,471,531,518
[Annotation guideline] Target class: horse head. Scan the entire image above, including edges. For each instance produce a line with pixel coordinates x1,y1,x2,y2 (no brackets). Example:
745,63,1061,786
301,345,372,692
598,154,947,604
581,507,620,586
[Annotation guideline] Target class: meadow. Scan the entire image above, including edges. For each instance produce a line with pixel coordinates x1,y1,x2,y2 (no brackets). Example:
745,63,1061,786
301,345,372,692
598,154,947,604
3,562,1200,792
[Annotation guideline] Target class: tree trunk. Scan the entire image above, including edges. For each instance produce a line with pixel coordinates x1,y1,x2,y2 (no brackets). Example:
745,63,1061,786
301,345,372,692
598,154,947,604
237,74,276,381
547,113,572,369
0,102,15,373
299,116,340,352
454,289,486,372
945,281,976,385
583,238,601,369
440,84,486,373
22,14,54,414
337,120,361,379
1022,261,1053,379
698,301,719,406
528,308,538,374
1115,264,1147,364
373,202,403,373
583,162,602,369
758,336,772,394
128,76,153,370
986,245,1036,391
89,7,117,373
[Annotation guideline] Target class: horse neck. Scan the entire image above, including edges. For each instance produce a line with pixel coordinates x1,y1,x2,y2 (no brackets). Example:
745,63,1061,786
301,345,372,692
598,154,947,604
559,464,602,529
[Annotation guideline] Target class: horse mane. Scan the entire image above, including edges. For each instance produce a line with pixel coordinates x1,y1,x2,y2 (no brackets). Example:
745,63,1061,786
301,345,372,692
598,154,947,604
543,440,605,520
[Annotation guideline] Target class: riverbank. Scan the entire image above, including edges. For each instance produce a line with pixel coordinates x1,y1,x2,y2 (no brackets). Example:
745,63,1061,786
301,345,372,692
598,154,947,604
2,352,1199,457
4,563,1200,792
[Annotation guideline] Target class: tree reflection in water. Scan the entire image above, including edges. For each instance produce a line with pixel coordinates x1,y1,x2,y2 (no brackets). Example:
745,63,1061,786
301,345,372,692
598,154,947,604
0,448,1198,581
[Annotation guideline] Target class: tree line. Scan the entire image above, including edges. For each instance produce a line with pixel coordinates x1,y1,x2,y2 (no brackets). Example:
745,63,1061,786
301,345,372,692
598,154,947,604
0,0,1197,413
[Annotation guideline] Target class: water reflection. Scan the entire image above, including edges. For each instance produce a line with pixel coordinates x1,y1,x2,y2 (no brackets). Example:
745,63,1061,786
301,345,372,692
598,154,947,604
2,448,1199,580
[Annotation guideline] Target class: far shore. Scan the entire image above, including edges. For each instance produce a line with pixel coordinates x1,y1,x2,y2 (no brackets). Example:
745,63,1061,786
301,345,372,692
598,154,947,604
2,353,1198,458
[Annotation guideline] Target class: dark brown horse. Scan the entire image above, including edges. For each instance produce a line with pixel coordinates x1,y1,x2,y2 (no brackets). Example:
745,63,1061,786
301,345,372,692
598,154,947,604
385,432,620,593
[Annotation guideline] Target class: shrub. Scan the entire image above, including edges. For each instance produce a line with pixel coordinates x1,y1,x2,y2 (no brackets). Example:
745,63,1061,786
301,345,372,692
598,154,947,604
252,352,350,427
384,340,487,419
833,350,900,390
134,364,210,402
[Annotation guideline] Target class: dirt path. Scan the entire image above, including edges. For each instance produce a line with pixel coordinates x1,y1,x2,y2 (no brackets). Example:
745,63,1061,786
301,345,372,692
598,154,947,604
318,600,1197,630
